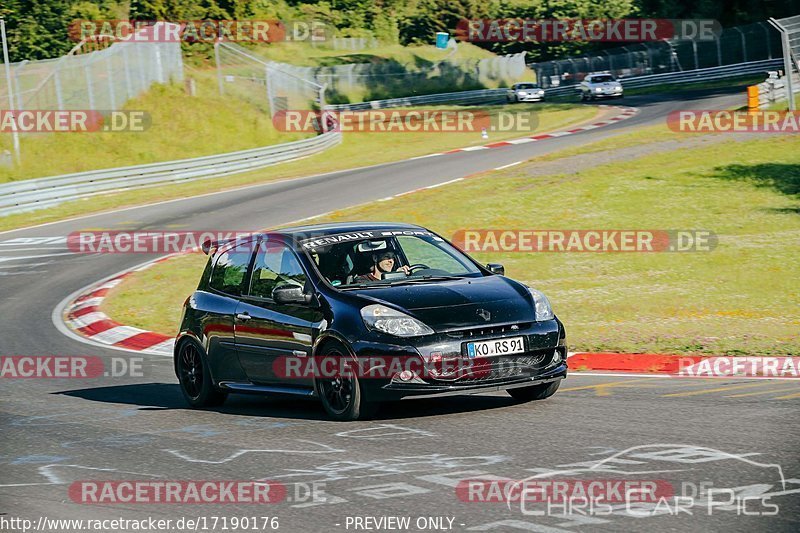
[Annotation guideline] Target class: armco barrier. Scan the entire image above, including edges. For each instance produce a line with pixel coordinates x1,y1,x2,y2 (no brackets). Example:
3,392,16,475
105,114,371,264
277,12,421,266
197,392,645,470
325,88,509,111
544,59,784,98
0,131,341,216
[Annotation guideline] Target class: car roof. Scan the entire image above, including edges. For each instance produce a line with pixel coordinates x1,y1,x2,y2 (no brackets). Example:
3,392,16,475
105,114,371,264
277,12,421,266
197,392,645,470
274,222,428,238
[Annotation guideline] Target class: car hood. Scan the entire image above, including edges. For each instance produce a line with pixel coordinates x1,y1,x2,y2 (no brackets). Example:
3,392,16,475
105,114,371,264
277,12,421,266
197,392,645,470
349,276,536,331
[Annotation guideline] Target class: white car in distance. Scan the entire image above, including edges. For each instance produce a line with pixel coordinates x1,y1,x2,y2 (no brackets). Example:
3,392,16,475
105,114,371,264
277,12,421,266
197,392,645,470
507,82,546,103
579,73,624,101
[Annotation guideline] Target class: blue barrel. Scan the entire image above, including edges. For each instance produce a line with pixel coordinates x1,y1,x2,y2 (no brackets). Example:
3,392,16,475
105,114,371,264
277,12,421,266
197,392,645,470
435,32,449,49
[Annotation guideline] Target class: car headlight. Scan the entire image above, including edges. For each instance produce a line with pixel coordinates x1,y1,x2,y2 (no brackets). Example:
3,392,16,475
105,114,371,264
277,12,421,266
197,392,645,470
615,86,622,92
361,304,434,337
595,87,602,93
526,288,554,321
517,91,527,95
538,90,545,95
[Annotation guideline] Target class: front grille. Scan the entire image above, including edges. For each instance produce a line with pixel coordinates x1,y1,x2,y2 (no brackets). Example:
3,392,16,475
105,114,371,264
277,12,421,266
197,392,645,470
446,323,532,339
430,350,554,385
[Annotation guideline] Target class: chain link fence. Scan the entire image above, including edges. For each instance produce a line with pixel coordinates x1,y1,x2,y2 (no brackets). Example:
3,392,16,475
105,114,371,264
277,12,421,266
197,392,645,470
216,41,527,106
0,22,183,112
769,15,800,109
215,42,326,120
530,22,782,89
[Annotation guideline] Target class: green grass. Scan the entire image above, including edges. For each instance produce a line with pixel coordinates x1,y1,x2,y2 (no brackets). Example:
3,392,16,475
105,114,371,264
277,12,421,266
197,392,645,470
103,134,800,356
0,72,310,183
104,252,208,334
0,102,595,232
247,41,497,67
767,92,800,111
528,123,690,162
240,41,532,104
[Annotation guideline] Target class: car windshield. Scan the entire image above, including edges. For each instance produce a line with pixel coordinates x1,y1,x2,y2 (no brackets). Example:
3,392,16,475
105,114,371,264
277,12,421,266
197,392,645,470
300,231,483,288
592,75,615,83
516,83,538,89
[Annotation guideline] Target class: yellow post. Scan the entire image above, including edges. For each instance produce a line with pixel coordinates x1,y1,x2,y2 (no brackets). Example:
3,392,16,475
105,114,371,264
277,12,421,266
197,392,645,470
747,85,760,110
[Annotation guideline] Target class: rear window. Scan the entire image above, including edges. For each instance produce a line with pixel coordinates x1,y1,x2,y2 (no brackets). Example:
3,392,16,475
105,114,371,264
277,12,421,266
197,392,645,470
209,242,253,296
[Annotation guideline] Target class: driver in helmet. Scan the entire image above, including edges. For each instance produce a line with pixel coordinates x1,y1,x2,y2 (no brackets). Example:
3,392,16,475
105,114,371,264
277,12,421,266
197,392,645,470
354,251,410,282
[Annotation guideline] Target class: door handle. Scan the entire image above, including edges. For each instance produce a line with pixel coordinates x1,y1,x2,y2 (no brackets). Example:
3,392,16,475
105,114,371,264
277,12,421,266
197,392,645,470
235,312,251,321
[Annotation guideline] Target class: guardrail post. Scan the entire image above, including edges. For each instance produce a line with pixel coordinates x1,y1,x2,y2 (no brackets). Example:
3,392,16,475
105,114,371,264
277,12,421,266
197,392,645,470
265,64,275,116
214,40,224,95
85,61,95,110
0,18,20,165
13,59,28,110
734,27,748,63
122,45,133,100
762,22,772,59
691,41,699,71
769,17,796,111
154,45,164,84
53,68,64,109
106,55,116,110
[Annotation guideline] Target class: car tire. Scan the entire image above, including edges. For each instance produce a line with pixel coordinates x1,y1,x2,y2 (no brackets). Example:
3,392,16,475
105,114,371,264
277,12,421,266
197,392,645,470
176,340,228,408
315,342,377,421
507,380,560,402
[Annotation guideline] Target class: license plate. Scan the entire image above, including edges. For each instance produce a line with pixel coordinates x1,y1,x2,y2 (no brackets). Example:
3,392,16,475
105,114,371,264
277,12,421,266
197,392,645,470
467,336,525,358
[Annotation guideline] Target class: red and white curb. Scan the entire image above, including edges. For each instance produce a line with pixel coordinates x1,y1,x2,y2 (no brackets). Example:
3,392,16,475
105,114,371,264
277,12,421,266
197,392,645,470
410,105,638,158
54,256,178,356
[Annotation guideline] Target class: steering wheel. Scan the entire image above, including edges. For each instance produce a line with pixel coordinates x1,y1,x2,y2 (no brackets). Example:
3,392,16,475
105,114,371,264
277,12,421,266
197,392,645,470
407,263,431,273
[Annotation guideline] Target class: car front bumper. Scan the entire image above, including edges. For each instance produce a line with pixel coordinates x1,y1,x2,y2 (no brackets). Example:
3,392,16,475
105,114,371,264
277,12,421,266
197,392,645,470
515,94,545,101
382,361,567,399
350,319,567,400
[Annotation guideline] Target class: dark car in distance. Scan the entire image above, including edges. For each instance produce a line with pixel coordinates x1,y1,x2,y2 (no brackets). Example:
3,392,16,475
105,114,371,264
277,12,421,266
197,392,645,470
174,223,567,420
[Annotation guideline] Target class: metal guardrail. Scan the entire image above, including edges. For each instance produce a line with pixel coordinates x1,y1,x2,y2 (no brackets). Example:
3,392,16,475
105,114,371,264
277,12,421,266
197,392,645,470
757,72,800,108
543,59,784,97
0,131,341,216
327,60,783,108
325,89,508,111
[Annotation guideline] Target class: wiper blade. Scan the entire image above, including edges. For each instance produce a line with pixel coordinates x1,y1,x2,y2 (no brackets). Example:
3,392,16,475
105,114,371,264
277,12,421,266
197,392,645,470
385,275,463,286
341,276,464,289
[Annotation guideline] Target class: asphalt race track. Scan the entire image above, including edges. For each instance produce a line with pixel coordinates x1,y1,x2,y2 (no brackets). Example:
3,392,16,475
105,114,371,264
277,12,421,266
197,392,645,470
1,89,798,532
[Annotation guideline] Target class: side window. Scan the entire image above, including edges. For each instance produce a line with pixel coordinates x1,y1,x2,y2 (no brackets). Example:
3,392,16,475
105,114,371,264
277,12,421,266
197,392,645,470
250,240,308,299
209,242,253,296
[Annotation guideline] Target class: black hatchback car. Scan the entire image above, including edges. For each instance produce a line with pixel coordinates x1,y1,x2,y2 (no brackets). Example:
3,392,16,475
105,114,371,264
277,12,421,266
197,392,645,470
174,223,567,420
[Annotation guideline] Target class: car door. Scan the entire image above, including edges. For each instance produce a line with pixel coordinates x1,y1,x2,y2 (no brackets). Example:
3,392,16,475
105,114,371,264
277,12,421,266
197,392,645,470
234,237,321,388
203,239,257,382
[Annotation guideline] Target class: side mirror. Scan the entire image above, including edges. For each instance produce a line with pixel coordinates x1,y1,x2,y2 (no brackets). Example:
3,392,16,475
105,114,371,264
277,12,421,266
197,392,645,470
272,284,313,305
486,263,505,275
